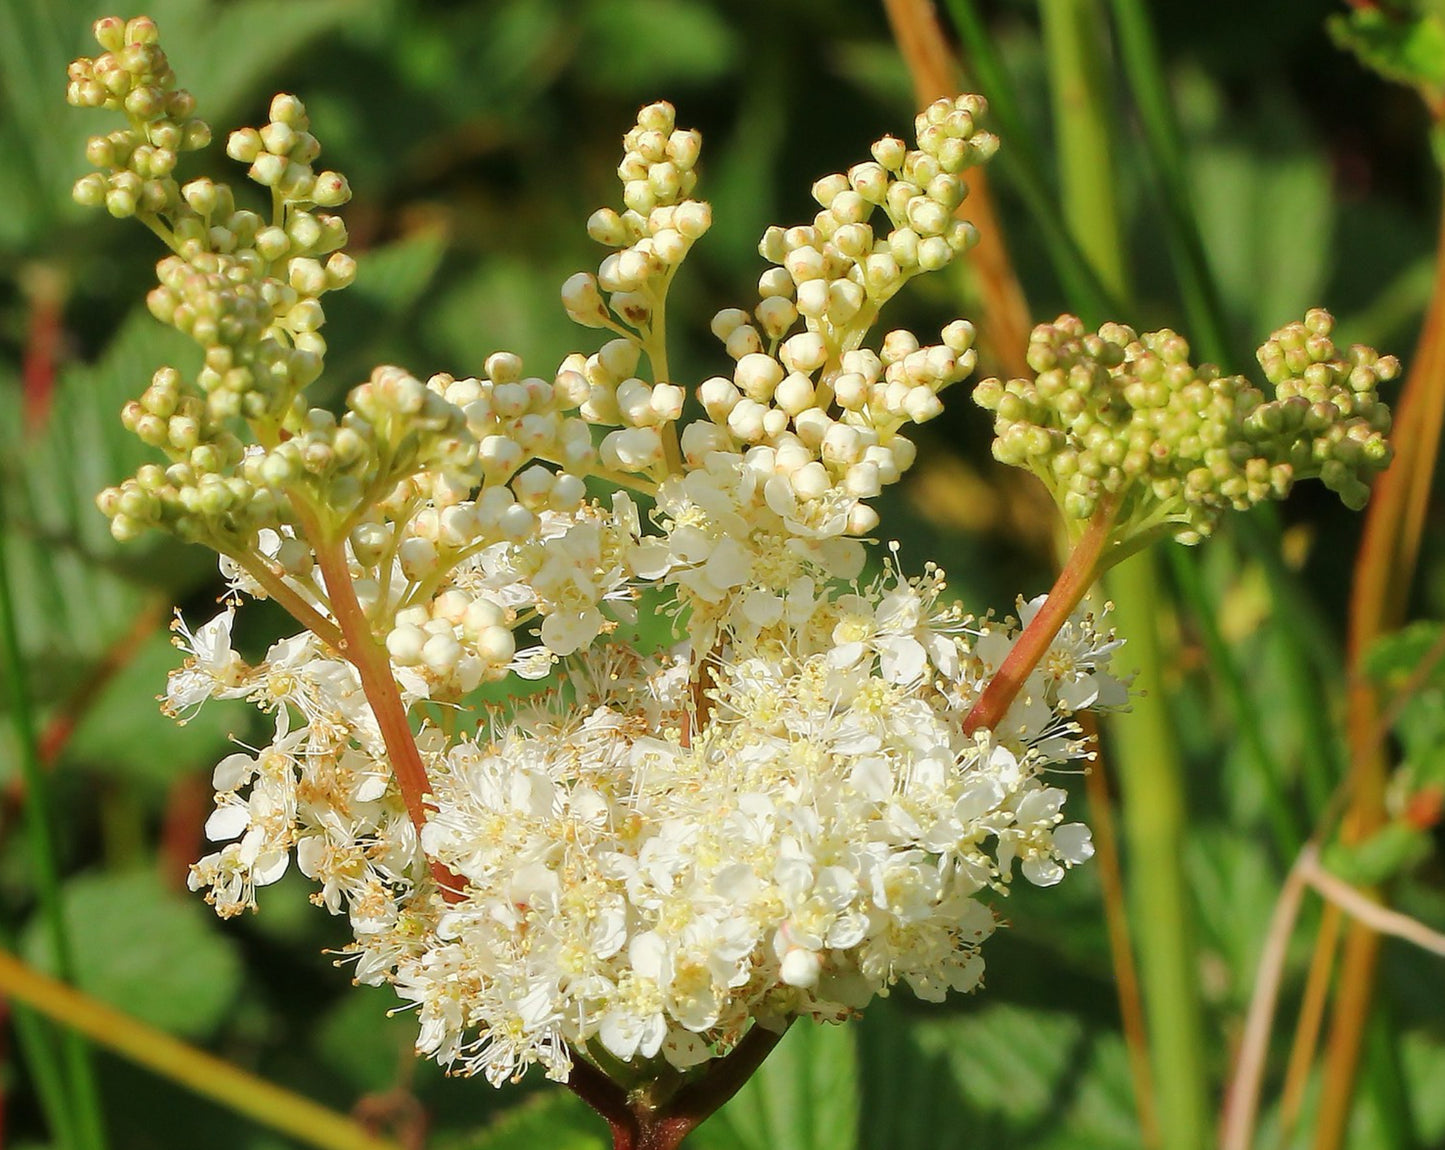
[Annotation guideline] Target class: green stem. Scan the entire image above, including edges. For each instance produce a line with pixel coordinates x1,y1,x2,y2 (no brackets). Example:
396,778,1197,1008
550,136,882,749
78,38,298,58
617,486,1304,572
1106,552,1211,1150
1105,0,1233,366
1040,3,1209,1146
942,0,1121,324
0,947,402,1150
0,504,109,1150
1167,547,1300,860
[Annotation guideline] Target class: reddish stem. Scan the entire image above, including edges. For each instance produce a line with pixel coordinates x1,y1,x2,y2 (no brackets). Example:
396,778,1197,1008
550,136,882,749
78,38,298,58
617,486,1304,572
963,501,1117,735
568,1024,789,1150
306,527,463,900
21,268,63,433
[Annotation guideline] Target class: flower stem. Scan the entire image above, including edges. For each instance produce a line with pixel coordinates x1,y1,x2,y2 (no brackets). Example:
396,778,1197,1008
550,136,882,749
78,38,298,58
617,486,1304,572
1316,184,1445,1150
295,507,462,899
569,1023,789,1150
963,499,1116,735
881,0,1035,379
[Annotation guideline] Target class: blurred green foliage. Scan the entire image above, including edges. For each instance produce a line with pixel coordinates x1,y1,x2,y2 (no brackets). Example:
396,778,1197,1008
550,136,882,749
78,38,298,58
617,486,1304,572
1,0,1443,1147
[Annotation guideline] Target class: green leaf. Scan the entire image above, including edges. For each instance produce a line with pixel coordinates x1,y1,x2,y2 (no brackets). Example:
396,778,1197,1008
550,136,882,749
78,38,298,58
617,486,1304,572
141,0,358,122
436,1088,607,1150
1328,7,1445,99
576,0,740,91
1190,136,1334,337
61,630,256,790
1324,822,1433,886
312,983,421,1094
859,1001,1139,1149
692,1021,857,1150
22,870,243,1040
1364,620,1445,686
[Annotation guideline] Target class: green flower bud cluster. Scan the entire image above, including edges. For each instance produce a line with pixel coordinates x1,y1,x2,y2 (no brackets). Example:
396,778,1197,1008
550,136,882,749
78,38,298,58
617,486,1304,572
74,17,367,546
562,101,712,342
720,95,996,365
67,15,210,220
973,310,1397,544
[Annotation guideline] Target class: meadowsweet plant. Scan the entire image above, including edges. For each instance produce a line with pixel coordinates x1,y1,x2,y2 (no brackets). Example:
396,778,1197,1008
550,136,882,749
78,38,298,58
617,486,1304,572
68,15,1396,1149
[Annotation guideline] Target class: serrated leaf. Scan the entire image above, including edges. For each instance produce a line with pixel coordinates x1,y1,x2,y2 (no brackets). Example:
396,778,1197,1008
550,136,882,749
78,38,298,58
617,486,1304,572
436,1088,607,1150
691,1021,857,1150
860,1001,1139,1149
1329,7,1445,97
22,870,243,1040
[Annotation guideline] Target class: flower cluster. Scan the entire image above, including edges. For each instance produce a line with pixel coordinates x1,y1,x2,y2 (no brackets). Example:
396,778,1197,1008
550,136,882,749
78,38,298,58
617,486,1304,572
973,312,1397,543
70,14,1390,1109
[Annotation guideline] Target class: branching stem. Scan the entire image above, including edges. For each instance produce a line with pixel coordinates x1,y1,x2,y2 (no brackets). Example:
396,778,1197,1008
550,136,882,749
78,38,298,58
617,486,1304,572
963,498,1118,735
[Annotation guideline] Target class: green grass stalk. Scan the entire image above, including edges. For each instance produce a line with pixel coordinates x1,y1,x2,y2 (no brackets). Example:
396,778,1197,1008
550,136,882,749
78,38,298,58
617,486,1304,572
0,513,109,1150
1038,2,1210,1145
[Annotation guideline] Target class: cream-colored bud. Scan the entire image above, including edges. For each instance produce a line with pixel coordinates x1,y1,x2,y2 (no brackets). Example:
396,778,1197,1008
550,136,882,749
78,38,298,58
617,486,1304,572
674,200,710,239
849,161,889,203
728,399,768,442
463,598,505,635
710,308,749,341
478,435,523,480
386,624,427,666
822,423,863,464
784,245,826,283
554,369,589,408
650,383,685,421
795,279,828,319
249,153,287,188
498,503,536,541
758,267,794,299
755,296,798,339
550,473,586,511
421,632,461,673
812,172,849,207
793,408,831,449
864,252,901,293
847,502,880,535
773,438,811,476
598,338,640,381
477,624,516,664
700,376,742,420
775,373,816,415
790,461,831,500
905,386,944,422
681,420,730,462
511,466,553,510
398,537,438,581
587,207,628,246
312,171,350,207
918,236,952,271
781,332,828,374
725,324,763,360
735,353,783,402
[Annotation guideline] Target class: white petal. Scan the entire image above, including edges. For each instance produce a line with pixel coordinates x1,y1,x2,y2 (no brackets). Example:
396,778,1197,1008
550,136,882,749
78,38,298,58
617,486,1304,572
204,804,250,842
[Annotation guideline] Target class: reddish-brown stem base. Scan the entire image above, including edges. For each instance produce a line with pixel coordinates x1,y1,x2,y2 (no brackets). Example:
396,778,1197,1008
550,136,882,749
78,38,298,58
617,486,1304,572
567,1025,788,1150
963,502,1117,735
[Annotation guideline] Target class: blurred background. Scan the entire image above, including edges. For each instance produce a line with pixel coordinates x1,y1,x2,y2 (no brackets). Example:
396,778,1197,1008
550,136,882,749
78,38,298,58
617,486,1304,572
1,0,1443,1148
